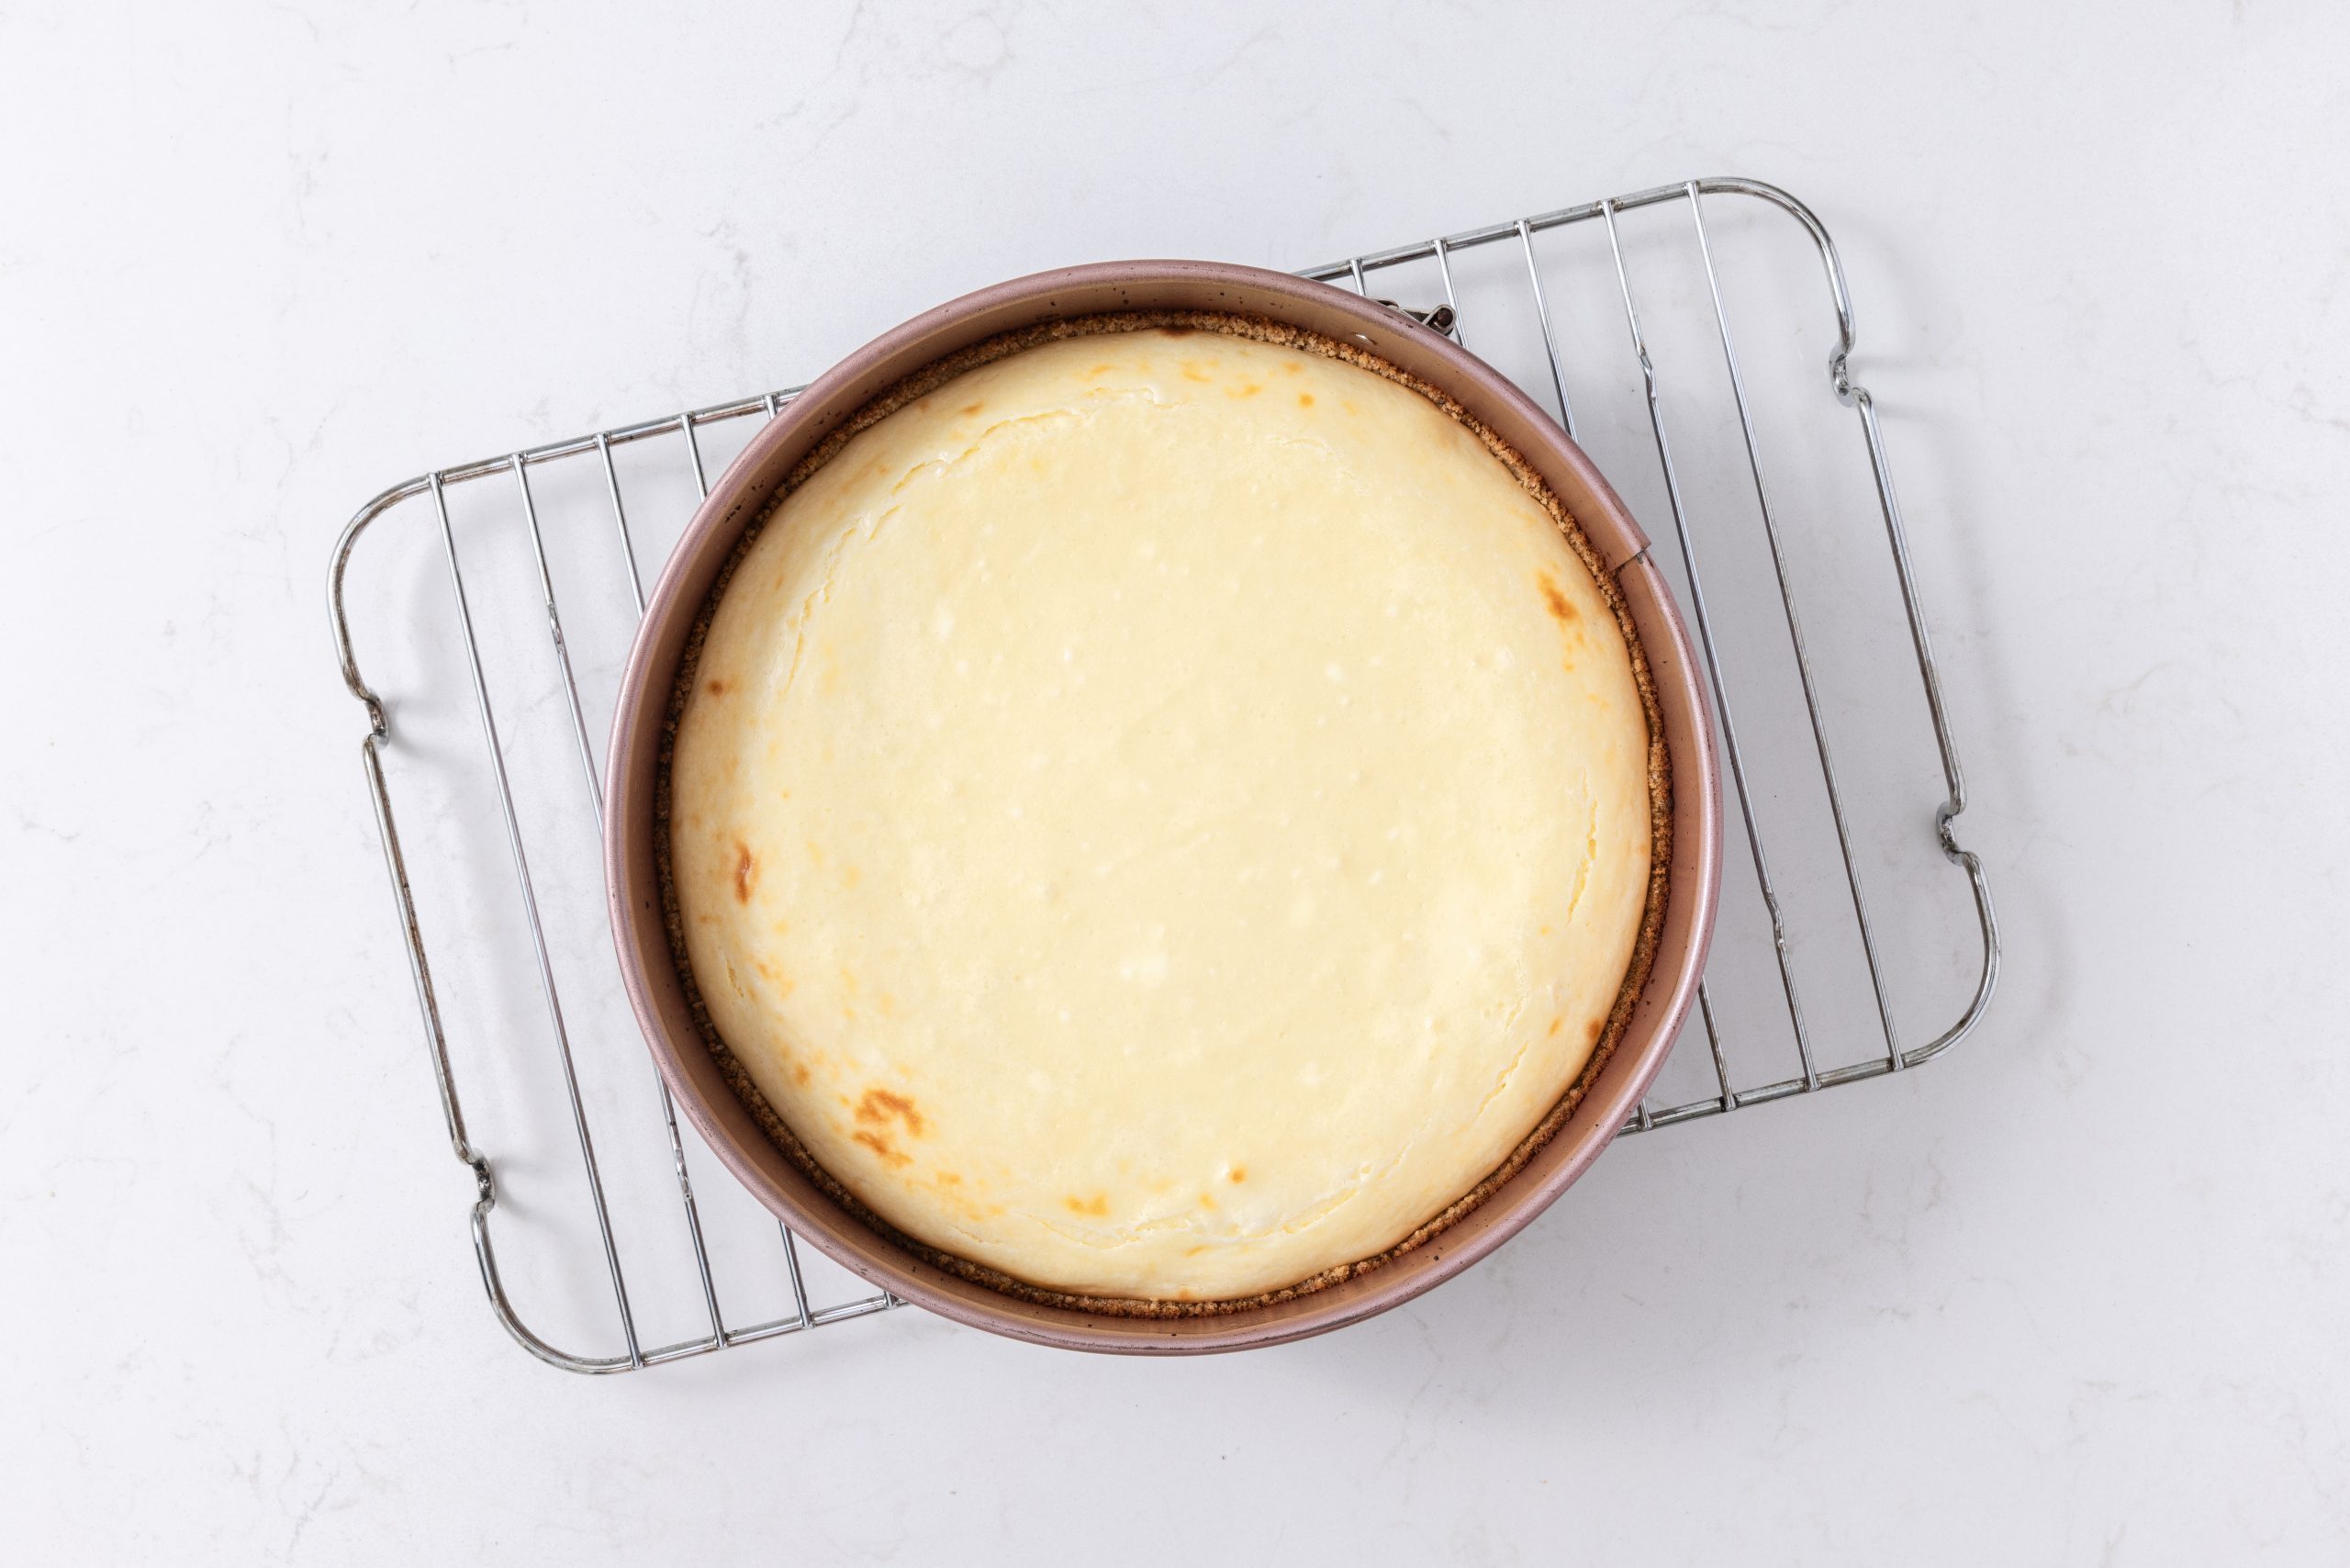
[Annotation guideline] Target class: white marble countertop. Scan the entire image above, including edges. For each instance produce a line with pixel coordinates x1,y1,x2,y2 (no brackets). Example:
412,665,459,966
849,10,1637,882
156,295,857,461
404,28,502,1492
6,2,2348,1562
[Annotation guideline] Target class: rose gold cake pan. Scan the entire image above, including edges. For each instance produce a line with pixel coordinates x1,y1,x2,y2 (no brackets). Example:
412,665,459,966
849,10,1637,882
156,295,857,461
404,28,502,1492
603,261,1722,1354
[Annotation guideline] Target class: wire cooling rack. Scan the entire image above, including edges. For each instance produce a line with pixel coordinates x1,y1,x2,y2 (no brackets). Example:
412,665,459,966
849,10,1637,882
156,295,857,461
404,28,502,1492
328,176,1998,1374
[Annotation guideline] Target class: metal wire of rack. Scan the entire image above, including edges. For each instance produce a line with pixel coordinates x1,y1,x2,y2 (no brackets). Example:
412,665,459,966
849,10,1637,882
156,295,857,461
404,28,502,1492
328,175,1998,1375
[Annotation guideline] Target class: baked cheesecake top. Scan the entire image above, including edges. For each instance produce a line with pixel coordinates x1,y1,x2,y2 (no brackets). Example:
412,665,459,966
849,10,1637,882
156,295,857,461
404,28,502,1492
669,322,1654,1302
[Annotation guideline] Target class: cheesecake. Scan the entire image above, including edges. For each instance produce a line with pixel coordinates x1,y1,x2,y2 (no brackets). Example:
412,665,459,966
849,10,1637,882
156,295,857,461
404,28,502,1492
666,317,1662,1305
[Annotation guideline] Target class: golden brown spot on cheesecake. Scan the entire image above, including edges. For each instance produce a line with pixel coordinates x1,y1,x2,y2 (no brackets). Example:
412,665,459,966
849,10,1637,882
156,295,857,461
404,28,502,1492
852,1130,911,1168
732,844,757,903
704,677,730,696
1198,1192,1217,1210
1225,381,1263,398
1228,1167,1247,1183
791,1061,811,1087
960,401,984,416
856,1087,926,1137
1297,392,1315,408
1063,1193,1110,1216
1539,571,1579,624
922,1168,984,1221
841,863,862,890
1587,1018,1605,1043
1548,1015,1563,1037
